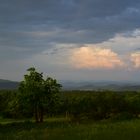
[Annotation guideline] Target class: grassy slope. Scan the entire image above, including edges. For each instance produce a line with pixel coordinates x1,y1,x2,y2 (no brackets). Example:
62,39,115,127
0,118,140,140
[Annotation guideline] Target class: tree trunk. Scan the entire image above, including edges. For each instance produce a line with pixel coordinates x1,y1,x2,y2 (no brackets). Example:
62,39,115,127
35,104,39,123
39,106,44,123
34,103,44,123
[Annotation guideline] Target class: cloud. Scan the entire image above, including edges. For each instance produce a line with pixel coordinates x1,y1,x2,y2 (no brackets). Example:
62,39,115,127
131,52,140,68
1,0,140,81
71,46,124,69
98,30,140,54
0,0,140,62
0,0,140,51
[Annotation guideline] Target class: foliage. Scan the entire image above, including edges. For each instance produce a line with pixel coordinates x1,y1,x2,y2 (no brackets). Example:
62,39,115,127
1,89,140,121
18,67,61,122
60,91,140,121
0,90,20,118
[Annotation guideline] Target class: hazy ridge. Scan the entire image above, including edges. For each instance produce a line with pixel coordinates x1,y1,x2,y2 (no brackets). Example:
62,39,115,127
0,79,140,91
0,79,19,89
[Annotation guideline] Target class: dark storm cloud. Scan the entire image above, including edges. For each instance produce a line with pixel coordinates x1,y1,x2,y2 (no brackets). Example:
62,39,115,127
1,0,140,81
0,0,140,58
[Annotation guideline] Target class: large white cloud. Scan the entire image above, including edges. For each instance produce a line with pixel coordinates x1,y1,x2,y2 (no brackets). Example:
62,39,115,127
71,46,124,69
131,52,140,68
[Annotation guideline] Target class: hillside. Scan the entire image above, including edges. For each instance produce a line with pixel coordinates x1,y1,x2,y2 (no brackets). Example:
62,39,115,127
0,79,19,89
61,80,140,91
0,79,140,91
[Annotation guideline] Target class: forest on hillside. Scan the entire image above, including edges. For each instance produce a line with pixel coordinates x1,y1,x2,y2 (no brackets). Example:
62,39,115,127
1,68,140,122
0,90,140,121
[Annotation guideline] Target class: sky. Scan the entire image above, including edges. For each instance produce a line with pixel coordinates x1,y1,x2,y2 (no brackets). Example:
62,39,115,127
1,0,140,82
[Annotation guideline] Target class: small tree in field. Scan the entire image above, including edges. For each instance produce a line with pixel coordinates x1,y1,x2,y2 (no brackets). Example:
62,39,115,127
19,67,61,123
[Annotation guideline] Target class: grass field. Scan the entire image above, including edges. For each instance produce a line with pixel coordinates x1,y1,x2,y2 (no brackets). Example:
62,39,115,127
0,118,140,140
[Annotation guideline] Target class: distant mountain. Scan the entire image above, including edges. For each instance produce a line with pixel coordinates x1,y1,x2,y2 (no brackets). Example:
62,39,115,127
60,80,140,91
0,79,19,89
0,79,140,91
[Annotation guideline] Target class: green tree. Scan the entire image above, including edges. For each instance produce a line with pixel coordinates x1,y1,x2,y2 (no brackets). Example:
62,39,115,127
19,67,61,123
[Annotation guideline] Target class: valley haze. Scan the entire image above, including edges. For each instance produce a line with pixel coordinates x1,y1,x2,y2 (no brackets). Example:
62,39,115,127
0,79,140,91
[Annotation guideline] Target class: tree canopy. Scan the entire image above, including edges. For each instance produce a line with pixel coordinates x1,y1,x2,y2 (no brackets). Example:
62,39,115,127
19,67,61,123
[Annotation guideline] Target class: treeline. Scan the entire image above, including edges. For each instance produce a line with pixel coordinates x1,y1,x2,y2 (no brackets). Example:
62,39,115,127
0,89,60,119
60,91,140,120
1,90,140,121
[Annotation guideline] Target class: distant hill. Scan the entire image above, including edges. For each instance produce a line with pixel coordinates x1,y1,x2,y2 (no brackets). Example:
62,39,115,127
0,79,19,89
0,79,140,91
61,80,140,91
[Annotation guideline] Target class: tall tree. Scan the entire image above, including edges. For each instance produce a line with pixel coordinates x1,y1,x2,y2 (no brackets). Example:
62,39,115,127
19,67,61,123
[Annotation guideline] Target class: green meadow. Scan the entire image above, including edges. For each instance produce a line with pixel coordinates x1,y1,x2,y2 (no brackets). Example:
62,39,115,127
0,118,140,140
